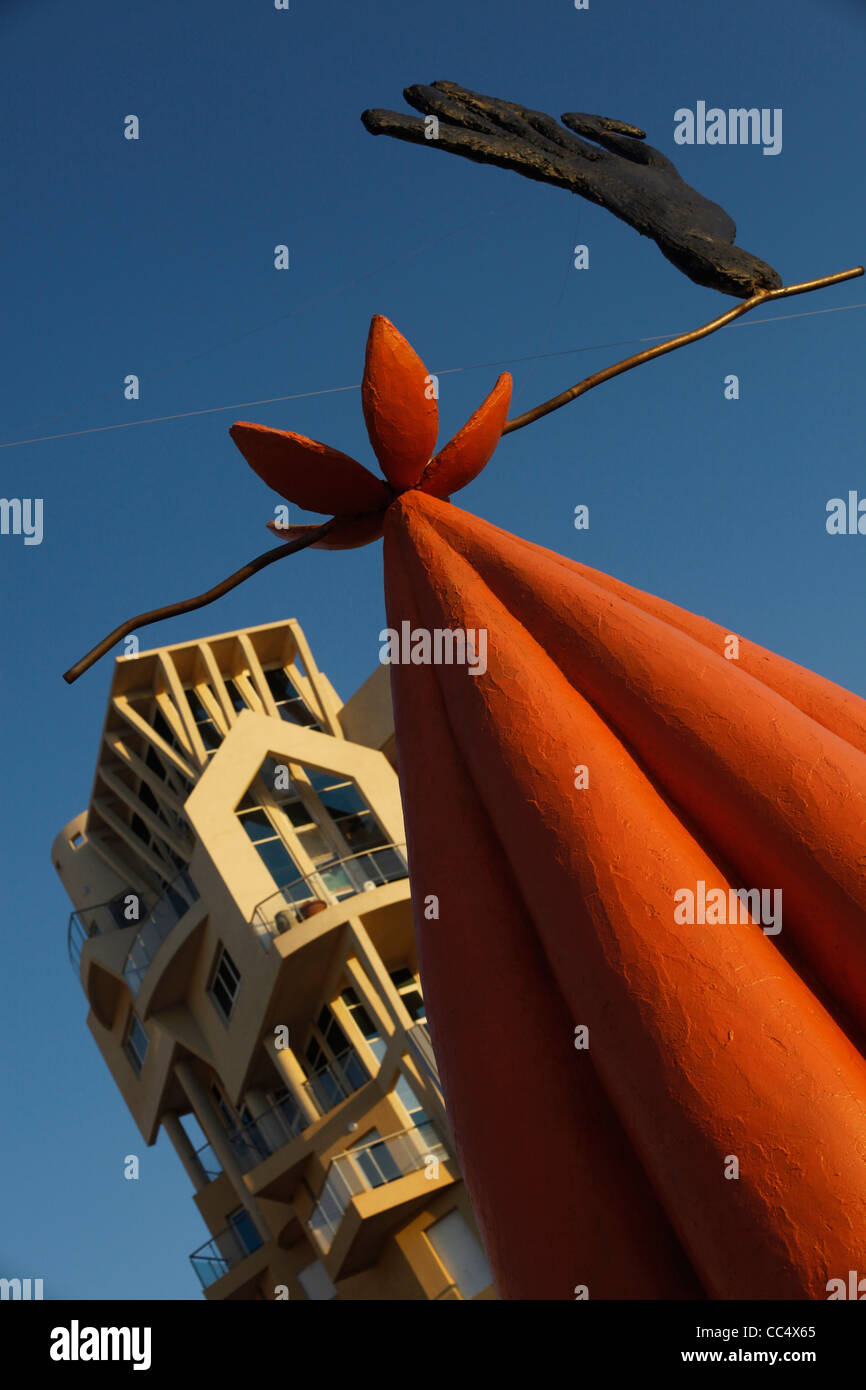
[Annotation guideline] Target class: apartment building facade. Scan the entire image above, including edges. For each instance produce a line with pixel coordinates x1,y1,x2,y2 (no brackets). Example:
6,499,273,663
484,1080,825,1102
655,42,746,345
52,618,495,1301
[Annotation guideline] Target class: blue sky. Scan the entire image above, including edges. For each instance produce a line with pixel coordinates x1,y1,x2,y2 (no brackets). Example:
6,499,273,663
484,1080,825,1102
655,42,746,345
1,0,863,1299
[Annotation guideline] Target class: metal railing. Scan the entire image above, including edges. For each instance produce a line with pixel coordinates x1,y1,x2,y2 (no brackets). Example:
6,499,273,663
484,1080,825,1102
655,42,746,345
250,843,408,945
194,1139,222,1182
406,1022,442,1098
308,1121,448,1253
67,895,131,973
189,1217,264,1289
301,1047,369,1113
194,1093,310,1181
122,870,199,996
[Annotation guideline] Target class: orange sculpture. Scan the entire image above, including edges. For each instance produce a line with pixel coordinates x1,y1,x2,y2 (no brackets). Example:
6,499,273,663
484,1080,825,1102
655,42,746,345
227,316,866,1300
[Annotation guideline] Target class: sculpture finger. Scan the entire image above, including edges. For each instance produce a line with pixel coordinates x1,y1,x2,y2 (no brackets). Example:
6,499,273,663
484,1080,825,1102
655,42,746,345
561,111,670,167
426,80,582,161
402,83,504,137
361,107,591,193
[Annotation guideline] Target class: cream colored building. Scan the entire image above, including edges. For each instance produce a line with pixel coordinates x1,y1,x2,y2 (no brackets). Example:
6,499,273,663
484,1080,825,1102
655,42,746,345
52,619,496,1301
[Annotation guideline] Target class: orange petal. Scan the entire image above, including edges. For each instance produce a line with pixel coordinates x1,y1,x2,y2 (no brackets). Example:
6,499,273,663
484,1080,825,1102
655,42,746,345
361,316,439,489
230,422,389,514
420,373,512,498
267,514,384,550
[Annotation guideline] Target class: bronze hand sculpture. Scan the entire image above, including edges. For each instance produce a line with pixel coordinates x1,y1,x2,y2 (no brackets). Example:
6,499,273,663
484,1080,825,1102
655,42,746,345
362,80,782,299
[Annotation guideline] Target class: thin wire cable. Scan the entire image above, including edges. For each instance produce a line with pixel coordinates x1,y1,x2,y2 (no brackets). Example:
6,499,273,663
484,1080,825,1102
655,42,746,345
5,296,865,450
11,196,517,439
503,267,863,434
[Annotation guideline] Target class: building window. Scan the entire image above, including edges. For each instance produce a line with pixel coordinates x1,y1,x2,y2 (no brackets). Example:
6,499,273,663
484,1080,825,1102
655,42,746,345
424,1210,494,1300
263,667,321,728
185,688,221,755
151,705,184,756
391,1073,428,1129
228,1207,263,1258
210,946,241,1021
341,986,386,1063
306,770,388,855
145,719,193,798
236,801,303,889
124,1013,149,1074
269,1085,305,1139
390,967,426,1022
236,758,404,902
303,1005,368,1109
225,678,249,713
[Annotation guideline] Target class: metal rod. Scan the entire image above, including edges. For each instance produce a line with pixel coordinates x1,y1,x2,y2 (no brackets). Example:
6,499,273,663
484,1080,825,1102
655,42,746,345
502,266,864,435
62,266,862,686
62,519,339,685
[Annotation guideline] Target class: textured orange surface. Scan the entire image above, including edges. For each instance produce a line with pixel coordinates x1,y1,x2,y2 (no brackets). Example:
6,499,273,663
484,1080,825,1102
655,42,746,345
362,314,439,490
420,372,512,498
384,491,866,1301
230,423,389,515
232,316,866,1299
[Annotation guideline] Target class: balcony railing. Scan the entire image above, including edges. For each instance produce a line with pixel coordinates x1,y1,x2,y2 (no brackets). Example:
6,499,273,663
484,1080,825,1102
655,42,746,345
406,1022,442,1098
67,895,131,973
194,1093,310,1181
302,1047,369,1113
308,1121,448,1254
122,870,199,996
189,1214,264,1289
250,843,408,946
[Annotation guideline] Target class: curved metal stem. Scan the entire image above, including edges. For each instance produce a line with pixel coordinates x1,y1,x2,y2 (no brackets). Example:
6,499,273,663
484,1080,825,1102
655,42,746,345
62,519,338,684
502,267,864,435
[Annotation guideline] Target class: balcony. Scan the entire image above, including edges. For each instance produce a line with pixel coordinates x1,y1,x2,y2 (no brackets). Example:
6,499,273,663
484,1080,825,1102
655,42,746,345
121,871,199,995
67,896,130,973
308,1121,448,1255
250,844,408,946
194,1093,309,1180
194,1053,369,1189
302,1047,369,1113
189,1213,264,1290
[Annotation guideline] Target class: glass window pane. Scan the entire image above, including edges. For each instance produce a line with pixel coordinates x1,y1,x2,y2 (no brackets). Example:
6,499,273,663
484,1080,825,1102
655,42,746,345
264,668,298,702
238,808,274,842
297,826,333,863
186,690,207,721
226,680,247,712
285,800,315,828
402,989,426,1021
325,1020,349,1056
229,1209,263,1256
352,1003,378,1040
199,721,221,751
213,978,233,1015
317,863,355,898
305,769,341,793
255,839,302,885
341,1052,369,1090
318,785,366,820
284,703,320,729
337,816,387,853
355,1139,400,1188
310,1071,341,1111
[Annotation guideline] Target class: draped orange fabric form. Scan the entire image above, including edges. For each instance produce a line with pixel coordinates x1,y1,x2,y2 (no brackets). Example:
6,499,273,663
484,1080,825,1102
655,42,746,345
231,316,866,1300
